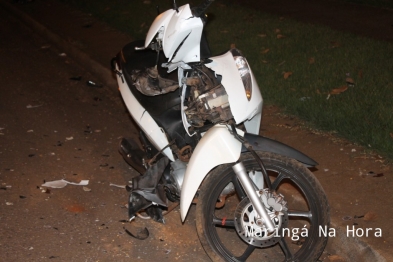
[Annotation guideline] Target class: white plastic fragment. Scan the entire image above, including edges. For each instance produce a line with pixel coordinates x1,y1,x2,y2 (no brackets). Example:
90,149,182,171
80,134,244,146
27,130,34,133
351,149,356,152
41,179,89,188
109,183,126,189
83,186,91,192
66,136,74,141
6,202,13,205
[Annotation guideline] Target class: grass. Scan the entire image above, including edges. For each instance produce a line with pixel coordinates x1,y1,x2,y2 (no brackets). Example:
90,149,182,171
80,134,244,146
337,0,393,9
59,0,393,160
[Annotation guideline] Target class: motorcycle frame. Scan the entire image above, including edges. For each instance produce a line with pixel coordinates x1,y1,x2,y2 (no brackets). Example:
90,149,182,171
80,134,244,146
115,2,318,222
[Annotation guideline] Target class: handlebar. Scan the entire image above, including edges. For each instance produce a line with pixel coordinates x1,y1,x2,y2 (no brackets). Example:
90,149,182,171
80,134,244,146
192,0,214,18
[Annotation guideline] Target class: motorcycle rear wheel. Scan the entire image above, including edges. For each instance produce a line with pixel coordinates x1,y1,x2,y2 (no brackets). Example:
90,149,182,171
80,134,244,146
196,152,329,262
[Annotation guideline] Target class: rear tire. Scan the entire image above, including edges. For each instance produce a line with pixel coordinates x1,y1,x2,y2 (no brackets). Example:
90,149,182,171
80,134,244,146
196,152,329,262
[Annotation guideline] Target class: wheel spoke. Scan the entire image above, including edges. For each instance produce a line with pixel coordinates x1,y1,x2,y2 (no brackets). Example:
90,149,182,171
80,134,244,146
271,172,286,190
232,174,246,200
288,210,312,218
212,216,235,227
278,238,293,260
235,244,255,261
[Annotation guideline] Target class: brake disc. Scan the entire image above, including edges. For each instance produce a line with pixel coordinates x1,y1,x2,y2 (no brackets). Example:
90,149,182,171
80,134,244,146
234,190,288,247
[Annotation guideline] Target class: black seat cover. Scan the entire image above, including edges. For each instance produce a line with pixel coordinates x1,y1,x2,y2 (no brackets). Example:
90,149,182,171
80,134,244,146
120,40,181,116
118,40,194,148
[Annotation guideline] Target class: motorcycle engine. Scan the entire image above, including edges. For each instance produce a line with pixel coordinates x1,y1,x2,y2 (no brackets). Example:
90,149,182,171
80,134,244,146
183,66,233,129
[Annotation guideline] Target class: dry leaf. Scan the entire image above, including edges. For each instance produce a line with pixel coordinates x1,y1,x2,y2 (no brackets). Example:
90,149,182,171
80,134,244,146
261,48,270,54
308,57,315,64
230,43,236,49
283,72,293,79
358,70,363,79
316,89,321,94
363,211,377,221
329,85,348,95
330,41,340,48
275,29,281,33
276,34,285,39
258,34,267,37
346,77,355,85
390,133,393,139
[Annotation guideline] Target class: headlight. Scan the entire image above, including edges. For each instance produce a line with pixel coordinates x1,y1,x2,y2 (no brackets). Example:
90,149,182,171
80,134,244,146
234,56,252,101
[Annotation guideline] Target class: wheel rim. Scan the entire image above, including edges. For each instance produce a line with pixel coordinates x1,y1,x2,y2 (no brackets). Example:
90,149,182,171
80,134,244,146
204,158,323,262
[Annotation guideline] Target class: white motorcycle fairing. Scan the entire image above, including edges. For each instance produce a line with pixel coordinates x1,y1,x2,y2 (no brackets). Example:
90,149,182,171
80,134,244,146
115,65,174,161
205,51,263,127
145,4,204,63
180,124,243,221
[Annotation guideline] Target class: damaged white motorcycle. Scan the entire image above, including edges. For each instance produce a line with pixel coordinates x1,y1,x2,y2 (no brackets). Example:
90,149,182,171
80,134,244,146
112,0,329,261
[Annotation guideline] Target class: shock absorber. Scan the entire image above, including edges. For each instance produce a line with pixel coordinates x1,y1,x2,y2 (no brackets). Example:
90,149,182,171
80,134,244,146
232,162,275,233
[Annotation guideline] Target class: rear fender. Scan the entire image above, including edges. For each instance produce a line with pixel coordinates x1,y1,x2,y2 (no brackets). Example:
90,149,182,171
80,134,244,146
180,125,243,221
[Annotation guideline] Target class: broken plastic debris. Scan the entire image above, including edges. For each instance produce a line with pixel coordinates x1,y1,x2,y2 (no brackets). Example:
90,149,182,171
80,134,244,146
66,136,74,141
109,183,126,189
83,186,91,192
37,186,50,193
59,53,67,57
41,179,89,189
86,80,103,88
26,104,43,109
123,226,149,240
342,216,352,221
362,171,384,178
70,76,82,81
27,130,34,133
6,202,13,206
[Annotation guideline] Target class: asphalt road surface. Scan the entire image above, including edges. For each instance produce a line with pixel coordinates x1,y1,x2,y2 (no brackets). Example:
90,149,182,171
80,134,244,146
0,6,210,262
